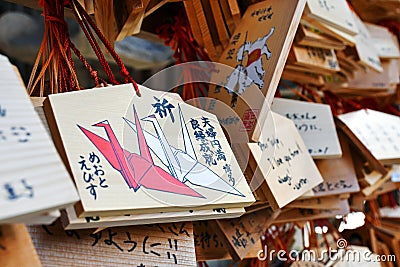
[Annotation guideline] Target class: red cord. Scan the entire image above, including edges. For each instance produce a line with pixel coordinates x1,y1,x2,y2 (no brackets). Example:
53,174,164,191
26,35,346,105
157,9,211,100
70,0,140,94
30,0,140,95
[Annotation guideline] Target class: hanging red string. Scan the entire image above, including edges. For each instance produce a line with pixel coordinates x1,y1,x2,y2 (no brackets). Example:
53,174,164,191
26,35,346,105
69,0,139,92
158,9,211,100
28,0,139,96
323,90,400,117
28,0,78,95
323,90,365,116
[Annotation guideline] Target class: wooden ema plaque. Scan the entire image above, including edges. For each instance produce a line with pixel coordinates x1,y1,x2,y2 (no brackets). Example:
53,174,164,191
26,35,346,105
0,224,42,267
289,45,340,73
295,23,346,51
32,97,247,228
214,207,280,261
194,220,231,261
193,220,263,261
338,109,400,165
347,59,399,90
271,98,342,159
184,0,242,60
281,69,324,86
28,220,196,267
208,0,306,137
44,84,254,217
248,111,323,209
361,169,399,198
0,54,79,224
344,11,383,73
301,0,358,46
311,131,360,197
366,23,400,59
303,0,358,36
61,205,245,230
334,117,387,176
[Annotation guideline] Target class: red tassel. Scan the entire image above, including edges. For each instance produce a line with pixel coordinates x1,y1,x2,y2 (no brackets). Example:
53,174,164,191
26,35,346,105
158,9,210,100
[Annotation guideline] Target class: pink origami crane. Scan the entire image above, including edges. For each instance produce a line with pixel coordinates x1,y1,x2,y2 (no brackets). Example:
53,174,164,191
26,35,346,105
78,106,203,198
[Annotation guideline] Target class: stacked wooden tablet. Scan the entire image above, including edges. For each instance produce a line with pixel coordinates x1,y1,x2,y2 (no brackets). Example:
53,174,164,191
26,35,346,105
182,2,399,261
180,1,362,260
183,0,242,60
0,54,79,225
0,0,399,265
42,84,255,229
284,0,400,94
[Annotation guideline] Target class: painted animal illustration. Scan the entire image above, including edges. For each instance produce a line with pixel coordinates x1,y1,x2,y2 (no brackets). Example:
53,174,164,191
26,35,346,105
225,27,275,95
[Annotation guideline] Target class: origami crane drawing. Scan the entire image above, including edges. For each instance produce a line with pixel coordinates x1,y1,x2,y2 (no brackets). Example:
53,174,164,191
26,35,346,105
124,105,245,197
77,106,203,198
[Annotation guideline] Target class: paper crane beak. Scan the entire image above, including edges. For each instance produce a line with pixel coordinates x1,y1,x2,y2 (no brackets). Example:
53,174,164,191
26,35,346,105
92,120,110,127
141,115,157,122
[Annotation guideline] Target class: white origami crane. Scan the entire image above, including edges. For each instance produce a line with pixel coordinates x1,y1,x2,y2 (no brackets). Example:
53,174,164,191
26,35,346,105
123,105,244,197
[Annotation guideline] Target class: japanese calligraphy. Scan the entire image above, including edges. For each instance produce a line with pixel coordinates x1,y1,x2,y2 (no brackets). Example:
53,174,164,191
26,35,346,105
217,209,274,260
293,178,308,190
231,33,241,45
78,152,108,200
272,98,342,158
189,116,235,186
296,123,321,133
124,232,137,252
104,229,124,251
0,126,31,143
339,109,400,162
39,221,192,265
0,105,6,117
156,222,191,238
193,221,224,250
223,164,234,186
285,112,317,121
152,96,175,123
312,180,353,193
218,116,240,126
226,48,235,60
318,0,334,12
190,117,224,165
89,228,182,264
251,5,273,22
1,179,34,201
231,225,256,249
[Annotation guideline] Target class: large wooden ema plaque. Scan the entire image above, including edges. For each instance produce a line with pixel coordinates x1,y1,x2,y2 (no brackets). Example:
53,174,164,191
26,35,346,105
44,84,255,218
28,220,197,267
208,0,306,138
